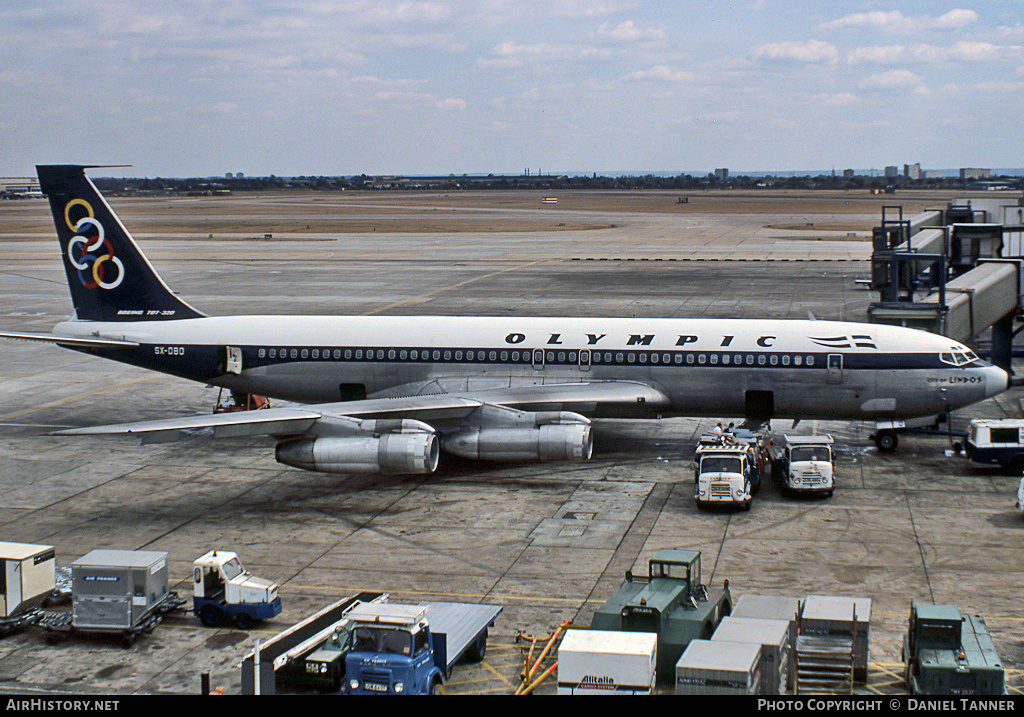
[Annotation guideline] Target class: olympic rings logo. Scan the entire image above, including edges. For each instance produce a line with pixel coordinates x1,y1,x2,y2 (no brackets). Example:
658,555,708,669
64,199,124,290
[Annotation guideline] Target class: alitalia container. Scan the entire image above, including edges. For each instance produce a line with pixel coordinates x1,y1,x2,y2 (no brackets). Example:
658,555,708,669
0,542,56,618
676,639,761,695
71,550,169,630
711,616,790,694
557,629,657,695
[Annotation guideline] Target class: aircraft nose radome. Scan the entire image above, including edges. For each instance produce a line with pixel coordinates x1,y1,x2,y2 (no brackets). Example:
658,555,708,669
986,365,1010,398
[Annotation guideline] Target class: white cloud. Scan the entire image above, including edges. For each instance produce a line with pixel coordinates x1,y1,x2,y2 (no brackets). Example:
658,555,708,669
621,65,694,82
858,69,923,90
595,20,665,43
848,41,1021,65
847,45,905,64
821,8,978,33
437,97,467,112
751,39,838,63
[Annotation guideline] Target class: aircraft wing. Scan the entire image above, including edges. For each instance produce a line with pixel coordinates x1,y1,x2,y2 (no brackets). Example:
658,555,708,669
0,330,138,349
53,381,671,442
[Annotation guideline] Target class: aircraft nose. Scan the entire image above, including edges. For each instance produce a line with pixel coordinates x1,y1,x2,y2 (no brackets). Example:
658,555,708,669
985,365,1010,398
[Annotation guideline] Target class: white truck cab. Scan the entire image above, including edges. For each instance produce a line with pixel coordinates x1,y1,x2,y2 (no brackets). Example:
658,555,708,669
694,445,754,510
193,550,282,628
778,435,834,497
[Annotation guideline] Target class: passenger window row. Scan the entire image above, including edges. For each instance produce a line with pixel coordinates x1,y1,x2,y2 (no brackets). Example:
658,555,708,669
253,347,820,367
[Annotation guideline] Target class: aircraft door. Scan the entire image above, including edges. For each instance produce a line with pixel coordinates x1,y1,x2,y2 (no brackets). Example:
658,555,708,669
827,353,843,384
532,348,545,371
579,349,591,371
225,346,243,375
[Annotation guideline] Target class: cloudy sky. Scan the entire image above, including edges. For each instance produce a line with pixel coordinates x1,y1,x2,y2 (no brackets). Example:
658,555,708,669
2,1,1022,177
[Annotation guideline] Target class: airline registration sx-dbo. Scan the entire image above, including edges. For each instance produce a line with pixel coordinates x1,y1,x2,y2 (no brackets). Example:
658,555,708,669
0,165,1009,475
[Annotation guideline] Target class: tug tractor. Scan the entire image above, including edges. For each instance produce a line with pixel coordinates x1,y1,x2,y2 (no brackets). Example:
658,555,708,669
192,550,282,629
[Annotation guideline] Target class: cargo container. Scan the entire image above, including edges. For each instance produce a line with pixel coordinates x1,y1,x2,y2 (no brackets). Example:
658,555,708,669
71,549,170,630
712,616,789,695
0,542,56,619
798,595,871,684
732,594,800,691
557,630,657,695
676,639,761,695
40,549,183,647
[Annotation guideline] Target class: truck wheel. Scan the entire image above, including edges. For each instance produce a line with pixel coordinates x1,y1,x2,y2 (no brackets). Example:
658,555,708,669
465,630,487,662
235,613,252,631
429,676,443,695
200,606,222,627
875,431,898,452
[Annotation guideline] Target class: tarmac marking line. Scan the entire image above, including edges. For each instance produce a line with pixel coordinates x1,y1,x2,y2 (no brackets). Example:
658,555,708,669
0,375,156,422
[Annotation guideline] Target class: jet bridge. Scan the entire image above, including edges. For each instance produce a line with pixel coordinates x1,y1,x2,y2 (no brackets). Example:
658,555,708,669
867,198,1024,373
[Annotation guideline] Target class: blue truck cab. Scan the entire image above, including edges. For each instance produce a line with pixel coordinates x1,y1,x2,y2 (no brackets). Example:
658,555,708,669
344,601,502,695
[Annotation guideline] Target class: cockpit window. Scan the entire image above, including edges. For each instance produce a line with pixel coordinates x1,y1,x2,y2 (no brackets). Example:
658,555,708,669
939,348,979,367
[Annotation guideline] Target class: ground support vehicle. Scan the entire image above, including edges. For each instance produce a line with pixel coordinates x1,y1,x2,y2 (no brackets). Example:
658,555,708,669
870,414,961,452
693,443,760,510
1017,477,1024,515
775,434,835,497
39,549,184,648
241,592,384,695
590,549,732,683
963,419,1024,467
902,604,1004,695
192,550,282,629
240,594,385,696
344,601,503,695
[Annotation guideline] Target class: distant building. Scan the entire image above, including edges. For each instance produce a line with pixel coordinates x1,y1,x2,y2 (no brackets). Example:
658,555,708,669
0,177,41,193
884,166,899,178
960,168,991,180
842,169,855,180
714,168,728,181
904,163,921,181
922,170,944,180
225,173,234,179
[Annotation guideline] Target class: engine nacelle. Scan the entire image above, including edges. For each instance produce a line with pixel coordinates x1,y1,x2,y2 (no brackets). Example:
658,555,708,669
275,433,439,474
443,422,593,462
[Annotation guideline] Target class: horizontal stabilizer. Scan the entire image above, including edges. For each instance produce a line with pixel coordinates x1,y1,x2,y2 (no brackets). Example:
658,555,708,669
0,330,138,349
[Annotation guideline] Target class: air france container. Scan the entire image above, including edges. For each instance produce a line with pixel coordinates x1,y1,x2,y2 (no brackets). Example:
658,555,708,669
675,639,761,695
800,595,871,682
71,550,170,630
711,616,790,694
557,630,657,695
0,542,56,618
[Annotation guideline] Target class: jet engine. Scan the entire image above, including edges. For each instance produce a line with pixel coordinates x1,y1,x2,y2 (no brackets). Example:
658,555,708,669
442,409,593,462
275,432,439,474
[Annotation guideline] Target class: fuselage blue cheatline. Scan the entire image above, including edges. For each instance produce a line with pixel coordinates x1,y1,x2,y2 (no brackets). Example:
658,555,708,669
0,164,1009,475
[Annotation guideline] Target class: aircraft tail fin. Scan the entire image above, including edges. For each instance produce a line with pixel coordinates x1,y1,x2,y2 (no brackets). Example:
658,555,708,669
36,164,205,322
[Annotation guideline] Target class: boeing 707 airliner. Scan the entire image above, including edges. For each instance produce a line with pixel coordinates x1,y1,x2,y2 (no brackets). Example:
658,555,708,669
0,165,1008,474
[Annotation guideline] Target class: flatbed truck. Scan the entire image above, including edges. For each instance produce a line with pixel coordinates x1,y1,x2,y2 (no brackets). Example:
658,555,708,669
344,601,503,695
